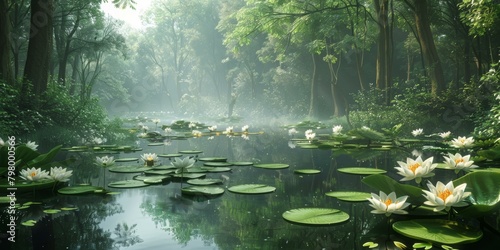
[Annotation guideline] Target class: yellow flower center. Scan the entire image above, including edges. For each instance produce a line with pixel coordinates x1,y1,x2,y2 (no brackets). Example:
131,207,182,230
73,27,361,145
408,162,421,173
147,157,154,161
454,158,464,164
384,198,393,207
438,189,452,201
30,172,37,177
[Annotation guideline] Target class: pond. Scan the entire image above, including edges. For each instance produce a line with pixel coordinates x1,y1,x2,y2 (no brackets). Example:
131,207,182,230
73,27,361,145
1,123,500,250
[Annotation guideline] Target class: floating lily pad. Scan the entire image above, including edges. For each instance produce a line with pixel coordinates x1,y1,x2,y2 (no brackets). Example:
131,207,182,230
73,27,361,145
179,150,203,154
228,184,276,194
452,170,500,217
338,167,387,175
187,178,223,185
203,162,233,167
21,220,37,226
108,166,151,173
149,166,177,170
0,179,56,193
43,209,61,214
60,207,78,211
298,144,319,149
230,161,253,166
392,219,483,245
198,157,227,162
114,158,139,162
143,176,171,184
58,185,104,195
253,163,289,169
181,186,225,196
158,153,183,158
108,180,150,188
325,191,371,202
294,169,321,174
282,208,350,225
172,173,206,179
186,167,208,173
143,169,175,175
201,167,232,173
148,142,165,146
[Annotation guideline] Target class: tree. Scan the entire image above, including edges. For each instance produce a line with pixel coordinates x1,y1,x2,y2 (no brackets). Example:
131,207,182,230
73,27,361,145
0,0,14,86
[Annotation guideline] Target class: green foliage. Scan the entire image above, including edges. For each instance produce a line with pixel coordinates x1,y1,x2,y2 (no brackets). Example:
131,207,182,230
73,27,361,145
473,62,500,139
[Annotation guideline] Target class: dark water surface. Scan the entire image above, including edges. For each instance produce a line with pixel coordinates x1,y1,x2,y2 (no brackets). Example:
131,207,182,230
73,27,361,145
2,126,499,249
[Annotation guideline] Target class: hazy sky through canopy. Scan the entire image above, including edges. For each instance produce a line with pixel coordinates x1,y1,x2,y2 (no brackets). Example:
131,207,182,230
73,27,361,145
100,0,153,29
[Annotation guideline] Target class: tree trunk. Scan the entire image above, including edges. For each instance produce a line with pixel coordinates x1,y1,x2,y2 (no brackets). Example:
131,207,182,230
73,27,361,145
374,0,392,105
23,0,54,95
413,0,445,96
307,53,317,118
0,0,14,86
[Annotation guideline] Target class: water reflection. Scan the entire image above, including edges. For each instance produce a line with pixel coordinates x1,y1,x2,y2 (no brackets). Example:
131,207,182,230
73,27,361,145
2,127,499,249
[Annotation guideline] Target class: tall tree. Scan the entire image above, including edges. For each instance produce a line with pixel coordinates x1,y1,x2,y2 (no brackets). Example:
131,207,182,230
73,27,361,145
0,0,14,86
374,0,393,104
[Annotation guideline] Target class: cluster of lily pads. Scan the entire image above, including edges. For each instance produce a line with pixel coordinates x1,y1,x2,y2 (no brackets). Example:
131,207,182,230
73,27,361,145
283,124,500,249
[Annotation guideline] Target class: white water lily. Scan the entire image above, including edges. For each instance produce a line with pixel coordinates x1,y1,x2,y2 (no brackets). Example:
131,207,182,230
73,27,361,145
20,167,50,182
172,157,196,174
443,153,478,174
164,127,172,134
188,122,197,129
305,129,316,140
395,156,437,184
332,125,343,135
288,128,298,136
95,156,115,167
411,128,423,137
450,136,474,148
192,130,202,137
438,131,451,139
141,153,158,166
422,181,471,212
152,118,160,124
49,167,73,182
241,134,249,140
207,125,217,132
367,191,410,216
26,141,38,151
92,137,105,145
224,126,233,134
241,125,249,132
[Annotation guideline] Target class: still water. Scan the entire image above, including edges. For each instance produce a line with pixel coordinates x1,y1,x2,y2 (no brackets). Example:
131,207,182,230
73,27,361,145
2,125,499,249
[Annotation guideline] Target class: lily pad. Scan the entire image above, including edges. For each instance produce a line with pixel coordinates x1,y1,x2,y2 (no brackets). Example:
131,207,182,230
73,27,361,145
21,220,37,226
147,142,165,146
201,166,232,173
392,219,483,244
114,158,139,162
228,184,276,194
0,179,56,193
172,173,206,179
253,163,289,169
203,162,233,167
108,166,151,173
325,191,371,202
143,169,175,175
179,150,203,154
58,185,104,195
198,157,227,162
108,180,150,188
186,167,208,173
294,169,321,174
187,178,223,185
43,209,61,214
181,186,225,196
452,170,500,217
142,176,171,184
158,153,183,158
230,161,254,166
362,174,427,204
338,167,387,175
282,208,350,225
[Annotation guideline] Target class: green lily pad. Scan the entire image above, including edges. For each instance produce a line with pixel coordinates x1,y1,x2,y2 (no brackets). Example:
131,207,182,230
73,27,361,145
114,158,139,162
0,179,56,193
203,162,233,167
198,157,227,162
108,166,151,173
143,169,175,175
325,191,371,202
362,174,427,204
148,142,165,146
228,184,276,194
178,150,203,154
294,169,321,174
58,185,104,195
43,209,61,214
298,144,319,149
21,220,37,226
392,219,483,244
142,176,171,184
452,170,500,217
230,161,253,166
108,180,150,188
60,207,78,211
282,208,350,225
172,173,206,179
186,167,208,173
201,167,232,172
181,186,225,196
338,167,387,175
253,163,289,169
158,153,183,158
187,178,223,185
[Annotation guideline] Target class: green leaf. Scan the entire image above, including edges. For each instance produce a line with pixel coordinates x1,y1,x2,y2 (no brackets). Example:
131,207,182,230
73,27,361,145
201,166,232,173
294,169,321,174
0,179,56,193
187,178,223,186
452,170,500,217
230,161,253,166
325,191,371,202
143,169,175,175
181,186,225,196
108,180,150,188
21,220,37,226
362,174,426,204
114,157,139,162
158,153,183,158
43,209,61,214
282,208,349,225
198,157,227,162
172,173,206,179
228,184,276,194
203,162,233,167
58,185,104,195
108,166,151,173
393,219,483,245
338,167,387,175
178,150,203,154
26,145,62,171
142,176,170,184
253,163,289,169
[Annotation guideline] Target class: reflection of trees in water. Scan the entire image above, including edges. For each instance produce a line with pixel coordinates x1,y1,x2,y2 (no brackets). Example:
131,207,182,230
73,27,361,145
113,222,143,248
